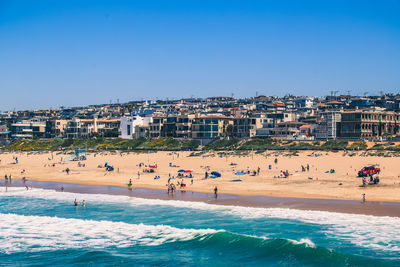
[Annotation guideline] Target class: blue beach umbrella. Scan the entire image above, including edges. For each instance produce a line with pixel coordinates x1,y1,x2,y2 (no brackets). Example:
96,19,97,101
177,169,185,173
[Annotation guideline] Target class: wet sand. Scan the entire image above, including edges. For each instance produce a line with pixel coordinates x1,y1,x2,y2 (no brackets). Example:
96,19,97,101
3,179,400,217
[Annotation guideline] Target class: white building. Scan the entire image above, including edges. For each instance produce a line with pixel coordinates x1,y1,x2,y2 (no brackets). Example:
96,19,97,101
119,116,153,139
315,112,342,140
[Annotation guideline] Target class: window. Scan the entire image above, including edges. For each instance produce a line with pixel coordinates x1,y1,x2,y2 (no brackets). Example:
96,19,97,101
127,125,131,136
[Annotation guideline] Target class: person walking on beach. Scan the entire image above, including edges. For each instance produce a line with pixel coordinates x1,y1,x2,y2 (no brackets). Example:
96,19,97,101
214,186,218,198
307,164,309,171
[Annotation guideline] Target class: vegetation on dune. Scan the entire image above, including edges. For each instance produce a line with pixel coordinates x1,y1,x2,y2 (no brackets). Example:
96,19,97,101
320,140,349,151
3,137,199,151
2,137,400,153
203,138,240,150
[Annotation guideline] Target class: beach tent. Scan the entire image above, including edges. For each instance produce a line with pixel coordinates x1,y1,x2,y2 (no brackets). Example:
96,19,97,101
235,171,245,175
178,169,185,173
75,148,87,160
211,171,221,177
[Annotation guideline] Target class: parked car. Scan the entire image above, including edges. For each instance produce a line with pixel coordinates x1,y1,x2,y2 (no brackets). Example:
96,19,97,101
358,165,380,177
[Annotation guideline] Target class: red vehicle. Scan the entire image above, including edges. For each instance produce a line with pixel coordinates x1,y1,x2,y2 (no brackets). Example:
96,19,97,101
358,165,380,177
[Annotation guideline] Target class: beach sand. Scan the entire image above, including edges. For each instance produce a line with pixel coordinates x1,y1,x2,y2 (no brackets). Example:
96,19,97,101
1,150,400,202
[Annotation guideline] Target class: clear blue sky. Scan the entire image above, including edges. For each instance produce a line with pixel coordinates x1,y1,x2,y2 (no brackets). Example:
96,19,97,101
0,0,399,110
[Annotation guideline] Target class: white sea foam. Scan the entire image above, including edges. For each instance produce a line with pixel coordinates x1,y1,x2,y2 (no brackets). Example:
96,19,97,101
2,187,400,253
0,213,217,254
288,238,316,248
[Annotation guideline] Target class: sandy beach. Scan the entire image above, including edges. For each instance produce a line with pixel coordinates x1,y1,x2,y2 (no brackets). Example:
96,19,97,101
1,150,400,203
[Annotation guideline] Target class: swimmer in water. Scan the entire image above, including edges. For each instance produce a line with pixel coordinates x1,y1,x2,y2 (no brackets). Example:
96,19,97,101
82,200,86,207
74,198,78,206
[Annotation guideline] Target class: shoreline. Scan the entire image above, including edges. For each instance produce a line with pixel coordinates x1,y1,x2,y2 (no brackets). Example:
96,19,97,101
3,179,400,217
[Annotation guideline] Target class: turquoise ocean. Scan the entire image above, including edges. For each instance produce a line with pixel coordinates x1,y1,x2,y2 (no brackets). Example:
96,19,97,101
1,187,399,266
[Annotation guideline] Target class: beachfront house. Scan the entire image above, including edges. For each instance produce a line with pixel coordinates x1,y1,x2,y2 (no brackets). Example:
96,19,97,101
11,120,46,139
119,115,152,139
191,115,233,139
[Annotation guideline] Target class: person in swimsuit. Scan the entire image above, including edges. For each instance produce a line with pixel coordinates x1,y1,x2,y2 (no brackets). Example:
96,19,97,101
74,198,78,206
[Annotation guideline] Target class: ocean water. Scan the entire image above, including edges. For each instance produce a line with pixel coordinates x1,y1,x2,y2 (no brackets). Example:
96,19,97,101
0,187,399,266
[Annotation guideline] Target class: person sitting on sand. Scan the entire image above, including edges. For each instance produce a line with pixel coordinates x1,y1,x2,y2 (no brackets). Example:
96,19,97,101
362,177,367,186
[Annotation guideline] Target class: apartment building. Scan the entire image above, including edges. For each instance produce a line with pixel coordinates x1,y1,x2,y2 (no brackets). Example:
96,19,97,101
191,116,233,139
315,112,341,140
340,111,400,139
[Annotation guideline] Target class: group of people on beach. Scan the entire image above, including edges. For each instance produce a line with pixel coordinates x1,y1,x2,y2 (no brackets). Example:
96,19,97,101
362,174,380,186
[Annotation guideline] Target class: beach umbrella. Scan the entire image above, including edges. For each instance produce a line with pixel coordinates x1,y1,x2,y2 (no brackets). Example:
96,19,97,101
185,170,193,173
178,169,185,173
150,165,157,168
235,171,245,175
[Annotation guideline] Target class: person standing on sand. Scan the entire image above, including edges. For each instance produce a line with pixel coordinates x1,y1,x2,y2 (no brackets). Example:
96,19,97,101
214,186,218,198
